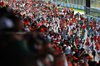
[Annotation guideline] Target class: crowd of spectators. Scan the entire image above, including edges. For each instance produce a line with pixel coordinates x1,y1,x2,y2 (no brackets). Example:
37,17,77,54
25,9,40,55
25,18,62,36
0,1,100,66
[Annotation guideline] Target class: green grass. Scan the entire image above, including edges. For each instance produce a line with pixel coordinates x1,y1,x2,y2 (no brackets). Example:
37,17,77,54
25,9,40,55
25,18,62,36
73,9,85,13
90,12,100,18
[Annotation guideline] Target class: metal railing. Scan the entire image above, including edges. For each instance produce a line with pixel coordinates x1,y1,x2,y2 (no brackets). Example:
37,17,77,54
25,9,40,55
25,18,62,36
85,6,100,18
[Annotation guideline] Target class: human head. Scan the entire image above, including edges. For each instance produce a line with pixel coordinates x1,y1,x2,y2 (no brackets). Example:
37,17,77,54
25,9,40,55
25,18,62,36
84,54,89,60
54,53,65,66
89,56,93,61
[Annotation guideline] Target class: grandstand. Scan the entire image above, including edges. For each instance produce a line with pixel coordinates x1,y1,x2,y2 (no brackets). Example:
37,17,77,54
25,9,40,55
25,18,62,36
0,0,100,66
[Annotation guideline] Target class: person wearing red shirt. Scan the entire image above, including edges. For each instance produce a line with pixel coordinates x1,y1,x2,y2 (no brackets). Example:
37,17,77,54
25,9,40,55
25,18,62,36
91,36,94,42
94,36,97,42
85,40,90,51
75,40,79,45
84,23,87,29
70,14,73,18
97,36,100,41
85,41,89,46
24,22,28,26
96,44,99,50
94,24,96,29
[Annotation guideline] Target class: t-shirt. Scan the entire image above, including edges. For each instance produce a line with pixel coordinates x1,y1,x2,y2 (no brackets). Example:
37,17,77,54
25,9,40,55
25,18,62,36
47,35,53,40
83,58,88,63
97,50,100,54
68,61,72,66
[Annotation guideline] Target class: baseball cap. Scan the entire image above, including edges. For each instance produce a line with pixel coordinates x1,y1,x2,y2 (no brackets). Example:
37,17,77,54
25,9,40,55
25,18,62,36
73,57,78,60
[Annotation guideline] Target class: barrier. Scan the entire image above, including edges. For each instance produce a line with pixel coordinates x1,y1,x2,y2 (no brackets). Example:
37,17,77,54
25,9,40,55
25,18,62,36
87,15,100,22
64,3,66,7
98,8,100,10
71,4,73,8
81,6,85,10
78,5,81,10
54,2,58,5
60,3,64,7
67,4,71,8
73,5,78,9
90,8,94,12
96,18,100,23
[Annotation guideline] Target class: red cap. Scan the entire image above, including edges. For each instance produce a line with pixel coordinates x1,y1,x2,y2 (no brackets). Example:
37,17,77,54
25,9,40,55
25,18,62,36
73,57,78,60
75,50,78,52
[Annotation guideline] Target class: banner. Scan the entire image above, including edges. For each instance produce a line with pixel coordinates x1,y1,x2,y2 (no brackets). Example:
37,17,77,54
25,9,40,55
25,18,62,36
90,8,94,12
90,8,100,14
71,4,73,8
78,5,81,10
54,2,58,5
81,6,84,10
60,3,64,7
98,9,100,10
67,4,71,8
96,18,100,23
97,9,100,13
73,5,78,9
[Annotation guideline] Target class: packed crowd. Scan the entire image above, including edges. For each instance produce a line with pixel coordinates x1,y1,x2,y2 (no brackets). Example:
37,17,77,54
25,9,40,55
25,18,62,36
0,1,100,66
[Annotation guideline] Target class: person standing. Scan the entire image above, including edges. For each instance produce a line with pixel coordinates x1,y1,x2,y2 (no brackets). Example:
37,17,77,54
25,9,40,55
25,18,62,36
92,50,96,61
83,54,89,66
